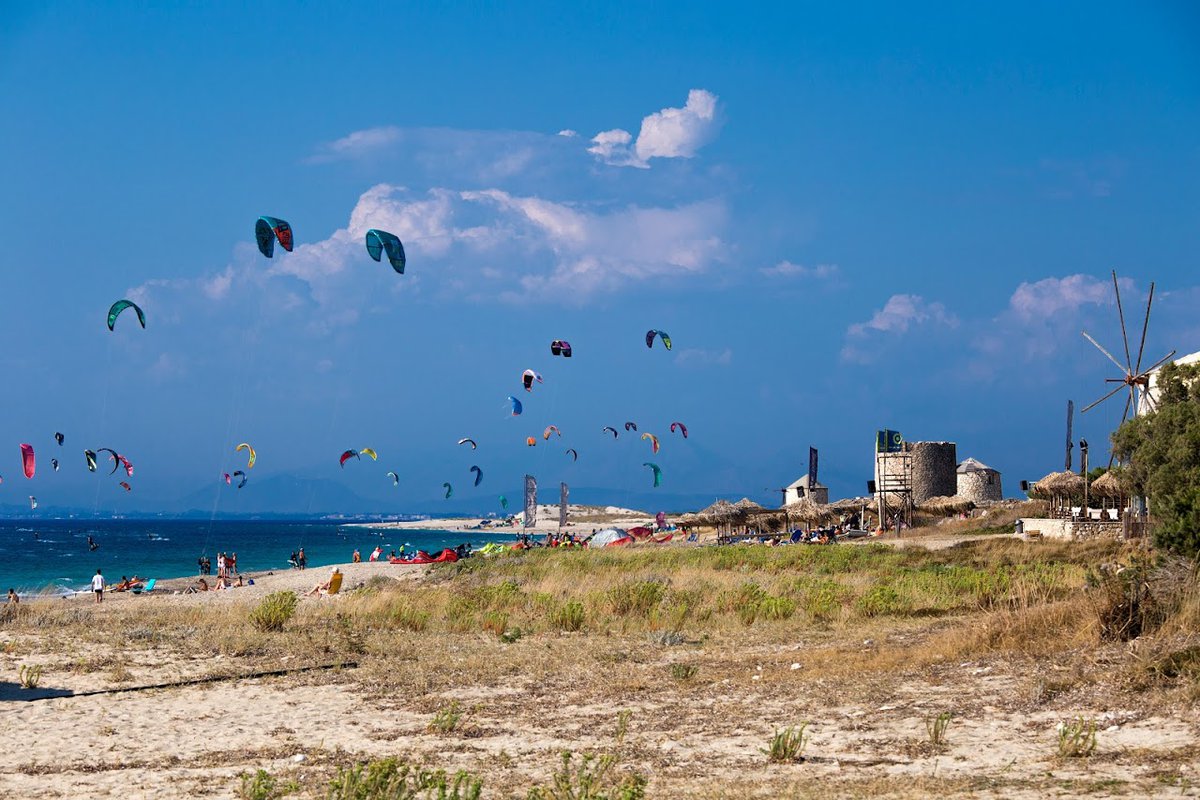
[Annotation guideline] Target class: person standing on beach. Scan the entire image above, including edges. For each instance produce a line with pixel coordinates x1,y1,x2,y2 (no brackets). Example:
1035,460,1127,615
230,552,237,575
6,588,18,605
297,548,306,570
91,569,105,604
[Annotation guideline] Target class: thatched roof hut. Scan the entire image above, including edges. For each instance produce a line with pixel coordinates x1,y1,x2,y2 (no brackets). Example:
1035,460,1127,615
733,497,766,512
828,497,872,512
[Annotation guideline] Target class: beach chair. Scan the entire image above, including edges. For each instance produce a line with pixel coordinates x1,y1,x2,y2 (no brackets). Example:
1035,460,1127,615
325,571,343,595
131,578,156,595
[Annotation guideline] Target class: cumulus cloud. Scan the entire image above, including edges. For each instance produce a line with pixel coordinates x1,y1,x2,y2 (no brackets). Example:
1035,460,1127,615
589,89,722,168
760,261,839,280
842,294,958,363
1007,274,1113,320
131,182,728,328
309,126,402,162
847,294,957,338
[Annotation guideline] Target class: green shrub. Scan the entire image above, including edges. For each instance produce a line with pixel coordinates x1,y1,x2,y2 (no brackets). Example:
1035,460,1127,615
855,584,913,617
763,724,810,763
758,596,796,621
428,701,463,735
551,600,586,632
1057,718,1097,758
606,581,665,616
18,663,43,689
238,769,297,800
926,711,952,749
526,751,646,800
327,757,482,800
248,591,298,633
669,663,697,681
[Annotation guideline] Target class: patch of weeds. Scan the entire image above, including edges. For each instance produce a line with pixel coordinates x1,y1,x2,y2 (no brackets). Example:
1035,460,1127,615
18,663,42,689
606,581,665,617
855,584,913,617
429,701,463,735
550,600,586,632
758,596,796,621
926,711,952,749
499,627,525,644
1056,717,1098,758
669,663,697,681
526,751,646,800
481,610,509,636
444,596,477,633
237,768,298,800
248,591,298,633
615,710,632,745
646,630,685,646
763,724,810,763
390,602,431,632
327,757,482,800
1149,645,1200,680
108,662,133,684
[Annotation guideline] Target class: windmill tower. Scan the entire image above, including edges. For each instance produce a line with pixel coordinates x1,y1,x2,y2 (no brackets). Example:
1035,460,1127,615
1081,271,1175,463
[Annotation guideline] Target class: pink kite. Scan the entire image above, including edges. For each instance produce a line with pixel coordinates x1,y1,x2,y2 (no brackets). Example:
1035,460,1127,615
20,444,35,479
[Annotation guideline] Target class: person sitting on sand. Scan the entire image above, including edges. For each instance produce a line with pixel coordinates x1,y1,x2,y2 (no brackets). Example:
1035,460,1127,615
235,575,244,587
197,578,209,592
215,576,229,590
307,567,341,596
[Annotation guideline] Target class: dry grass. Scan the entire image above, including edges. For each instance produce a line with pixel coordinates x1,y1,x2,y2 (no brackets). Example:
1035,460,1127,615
3,536,1198,798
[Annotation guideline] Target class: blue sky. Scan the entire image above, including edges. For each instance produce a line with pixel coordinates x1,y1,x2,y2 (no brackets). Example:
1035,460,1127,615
1,2,1198,513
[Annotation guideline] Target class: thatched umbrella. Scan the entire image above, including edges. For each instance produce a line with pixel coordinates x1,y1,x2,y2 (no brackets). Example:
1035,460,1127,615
784,497,833,529
1032,471,1086,517
690,499,741,531
919,495,976,516
733,497,766,512
1091,470,1133,515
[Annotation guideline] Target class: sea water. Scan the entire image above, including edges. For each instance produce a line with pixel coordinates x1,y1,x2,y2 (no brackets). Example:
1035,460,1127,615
0,519,517,595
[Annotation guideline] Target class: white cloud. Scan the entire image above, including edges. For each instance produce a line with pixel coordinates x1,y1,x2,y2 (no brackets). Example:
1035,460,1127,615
587,128,639,167
589,89,722,168
842,294,958,363
847,294,957,338
760,261,839,279
1007,274,1112,320
310,126,402,162
557,129,578,138
675,347,733,368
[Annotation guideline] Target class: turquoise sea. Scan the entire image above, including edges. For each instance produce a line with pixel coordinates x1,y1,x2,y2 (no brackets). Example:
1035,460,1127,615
0,519,517,595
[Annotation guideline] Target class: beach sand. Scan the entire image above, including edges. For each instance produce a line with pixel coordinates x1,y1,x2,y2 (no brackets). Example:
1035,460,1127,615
2,533,1196,798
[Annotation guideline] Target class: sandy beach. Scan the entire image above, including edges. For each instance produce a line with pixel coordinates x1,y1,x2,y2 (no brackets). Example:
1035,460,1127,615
2,524,1197,799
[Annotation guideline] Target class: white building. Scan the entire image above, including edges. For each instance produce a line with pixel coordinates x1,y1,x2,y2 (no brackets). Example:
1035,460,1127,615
783,474,829,506
1137,350,1200,415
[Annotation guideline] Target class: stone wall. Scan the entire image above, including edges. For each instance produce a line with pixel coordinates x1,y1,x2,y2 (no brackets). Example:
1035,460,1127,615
1018,518,1123,541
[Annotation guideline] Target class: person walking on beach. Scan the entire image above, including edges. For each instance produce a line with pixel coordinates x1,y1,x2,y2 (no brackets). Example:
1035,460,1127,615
91,569,105,604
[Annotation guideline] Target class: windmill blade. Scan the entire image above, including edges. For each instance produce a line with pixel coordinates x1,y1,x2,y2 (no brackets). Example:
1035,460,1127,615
1112,270,1134,373
1137,350,1177,379
1082,331,1129,374
1082,382,1126,413
1133,281,1155,375
1119,390,1133,428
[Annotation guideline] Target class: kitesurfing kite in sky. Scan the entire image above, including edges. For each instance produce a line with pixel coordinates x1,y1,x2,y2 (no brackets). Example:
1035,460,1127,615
365,229,406,273
255,216,293,258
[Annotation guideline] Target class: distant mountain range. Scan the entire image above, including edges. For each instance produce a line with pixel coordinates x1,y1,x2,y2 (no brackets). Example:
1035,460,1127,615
0,475,740,519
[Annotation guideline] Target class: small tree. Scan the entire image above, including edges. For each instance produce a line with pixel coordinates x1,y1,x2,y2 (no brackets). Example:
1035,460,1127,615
1112,362,1200,557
